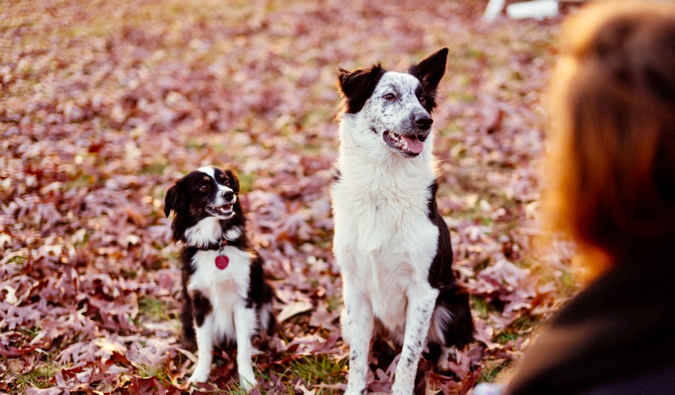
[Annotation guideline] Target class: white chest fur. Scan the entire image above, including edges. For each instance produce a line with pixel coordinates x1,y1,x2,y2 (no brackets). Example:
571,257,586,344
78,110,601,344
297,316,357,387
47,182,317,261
331,137,440,335
188,246,253,342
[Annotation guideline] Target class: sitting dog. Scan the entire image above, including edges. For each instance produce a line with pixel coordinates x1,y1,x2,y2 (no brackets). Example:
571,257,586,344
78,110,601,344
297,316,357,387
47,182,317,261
331,48,475,394
164,166,275,391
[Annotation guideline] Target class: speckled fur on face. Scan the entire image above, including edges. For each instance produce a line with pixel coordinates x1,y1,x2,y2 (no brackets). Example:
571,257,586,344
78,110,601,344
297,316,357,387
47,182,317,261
363,72,429,139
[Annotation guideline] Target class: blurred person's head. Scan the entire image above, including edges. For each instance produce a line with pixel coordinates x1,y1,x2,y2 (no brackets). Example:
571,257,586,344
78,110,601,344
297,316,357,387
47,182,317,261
545,1,675,278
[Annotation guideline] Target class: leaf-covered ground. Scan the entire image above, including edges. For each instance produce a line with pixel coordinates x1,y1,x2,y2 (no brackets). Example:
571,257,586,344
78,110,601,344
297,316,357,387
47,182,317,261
1,0,581,393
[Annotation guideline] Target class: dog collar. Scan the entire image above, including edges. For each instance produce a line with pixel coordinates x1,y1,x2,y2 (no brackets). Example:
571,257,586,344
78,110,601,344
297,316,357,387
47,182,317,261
195,237,231,270
197,238,227,251
215,238,229,269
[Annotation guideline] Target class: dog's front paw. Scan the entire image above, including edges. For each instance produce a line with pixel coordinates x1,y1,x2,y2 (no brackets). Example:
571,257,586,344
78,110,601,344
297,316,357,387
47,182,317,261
239,374,258,392
390,380,414,395
344,384,367,395
187,366,210,384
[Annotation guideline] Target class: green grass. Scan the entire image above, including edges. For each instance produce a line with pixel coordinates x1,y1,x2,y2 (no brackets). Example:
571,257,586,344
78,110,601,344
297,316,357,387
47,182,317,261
477,360,510,384
471,296,496,320
177,354,349,394
559,269,577,296
137,362,183,391
229,355,347,395
14,363,60,390
67,173,96,189
141,161,169,175
17,325,41,340
495,330,519,344
227,385,252,395
4,254,27,265
495,315,538,344
184,136,208,150
537,266,579,299
325,295,343,313
447,90,478,104
138,363,171,381
138,297,172,322
122,268,139,279
292,355,347,386
237,172,255,194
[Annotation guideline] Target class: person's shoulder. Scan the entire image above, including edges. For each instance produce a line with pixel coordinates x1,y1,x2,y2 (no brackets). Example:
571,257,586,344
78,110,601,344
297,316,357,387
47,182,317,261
579,362,675,395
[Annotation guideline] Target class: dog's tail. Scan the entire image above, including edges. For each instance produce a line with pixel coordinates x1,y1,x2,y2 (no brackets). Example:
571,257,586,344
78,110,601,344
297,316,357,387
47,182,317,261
435,286,475,349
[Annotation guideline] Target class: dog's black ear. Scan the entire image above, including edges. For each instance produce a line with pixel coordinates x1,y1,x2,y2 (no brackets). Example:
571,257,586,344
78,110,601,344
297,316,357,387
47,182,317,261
408,48,448,99
225,169,240,193
337,64,386,114
164,182,182,217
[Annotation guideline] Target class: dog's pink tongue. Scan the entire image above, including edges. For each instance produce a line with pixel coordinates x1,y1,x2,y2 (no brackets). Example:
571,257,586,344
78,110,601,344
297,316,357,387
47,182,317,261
402,136,424,154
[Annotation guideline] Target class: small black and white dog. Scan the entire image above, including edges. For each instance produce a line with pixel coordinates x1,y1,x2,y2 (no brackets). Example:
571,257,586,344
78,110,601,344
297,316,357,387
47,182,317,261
164,166,275,391
331,48,474,394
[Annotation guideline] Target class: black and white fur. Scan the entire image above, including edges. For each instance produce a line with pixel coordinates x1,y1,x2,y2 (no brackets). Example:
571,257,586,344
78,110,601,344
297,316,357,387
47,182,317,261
331,48,474,394
164,166,275,391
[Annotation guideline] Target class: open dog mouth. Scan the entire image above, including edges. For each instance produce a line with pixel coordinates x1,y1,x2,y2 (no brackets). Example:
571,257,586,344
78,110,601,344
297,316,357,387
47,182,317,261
383,131,425,157
207,204,233,217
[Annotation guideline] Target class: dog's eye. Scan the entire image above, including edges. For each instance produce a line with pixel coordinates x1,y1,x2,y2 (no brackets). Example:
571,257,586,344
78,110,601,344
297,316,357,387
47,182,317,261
419,95,427,105
383,93,395,101
199,184,209,192
222,179,229,186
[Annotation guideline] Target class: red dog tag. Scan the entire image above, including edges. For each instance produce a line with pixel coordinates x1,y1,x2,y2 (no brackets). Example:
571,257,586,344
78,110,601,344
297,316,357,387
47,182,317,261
215,255,229,270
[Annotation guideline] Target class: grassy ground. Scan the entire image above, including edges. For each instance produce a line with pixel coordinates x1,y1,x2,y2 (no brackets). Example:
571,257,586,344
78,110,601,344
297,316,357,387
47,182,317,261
1,0,581,393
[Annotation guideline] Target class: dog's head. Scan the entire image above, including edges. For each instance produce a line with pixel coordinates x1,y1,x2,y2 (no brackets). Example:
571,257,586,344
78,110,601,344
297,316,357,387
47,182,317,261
337,48,448,158
164,166,241,242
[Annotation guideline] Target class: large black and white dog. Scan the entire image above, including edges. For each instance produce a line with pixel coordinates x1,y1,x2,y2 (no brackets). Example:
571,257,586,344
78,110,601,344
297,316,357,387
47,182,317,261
331,48,474,394
164,166,275,391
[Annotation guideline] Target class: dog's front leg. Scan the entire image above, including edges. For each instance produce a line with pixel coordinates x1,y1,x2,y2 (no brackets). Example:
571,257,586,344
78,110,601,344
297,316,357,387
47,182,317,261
188,315,215,383
343,284,374,395
391,285,439,395
234,304,258,391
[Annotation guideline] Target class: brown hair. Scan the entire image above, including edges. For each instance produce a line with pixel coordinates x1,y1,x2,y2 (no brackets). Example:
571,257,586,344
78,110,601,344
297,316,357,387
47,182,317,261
545,1,675,277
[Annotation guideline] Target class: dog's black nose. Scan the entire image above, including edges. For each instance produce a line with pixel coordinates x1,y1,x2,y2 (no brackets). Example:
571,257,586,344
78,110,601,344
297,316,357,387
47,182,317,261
223,191,234,201
414,113,433,130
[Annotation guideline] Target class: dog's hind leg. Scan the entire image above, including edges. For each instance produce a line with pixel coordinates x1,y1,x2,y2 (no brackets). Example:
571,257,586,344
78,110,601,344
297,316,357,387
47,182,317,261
343,282,374,395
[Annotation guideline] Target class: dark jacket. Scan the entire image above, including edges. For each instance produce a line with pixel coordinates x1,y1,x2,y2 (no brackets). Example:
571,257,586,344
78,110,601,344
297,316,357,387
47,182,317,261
507,247,675,394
